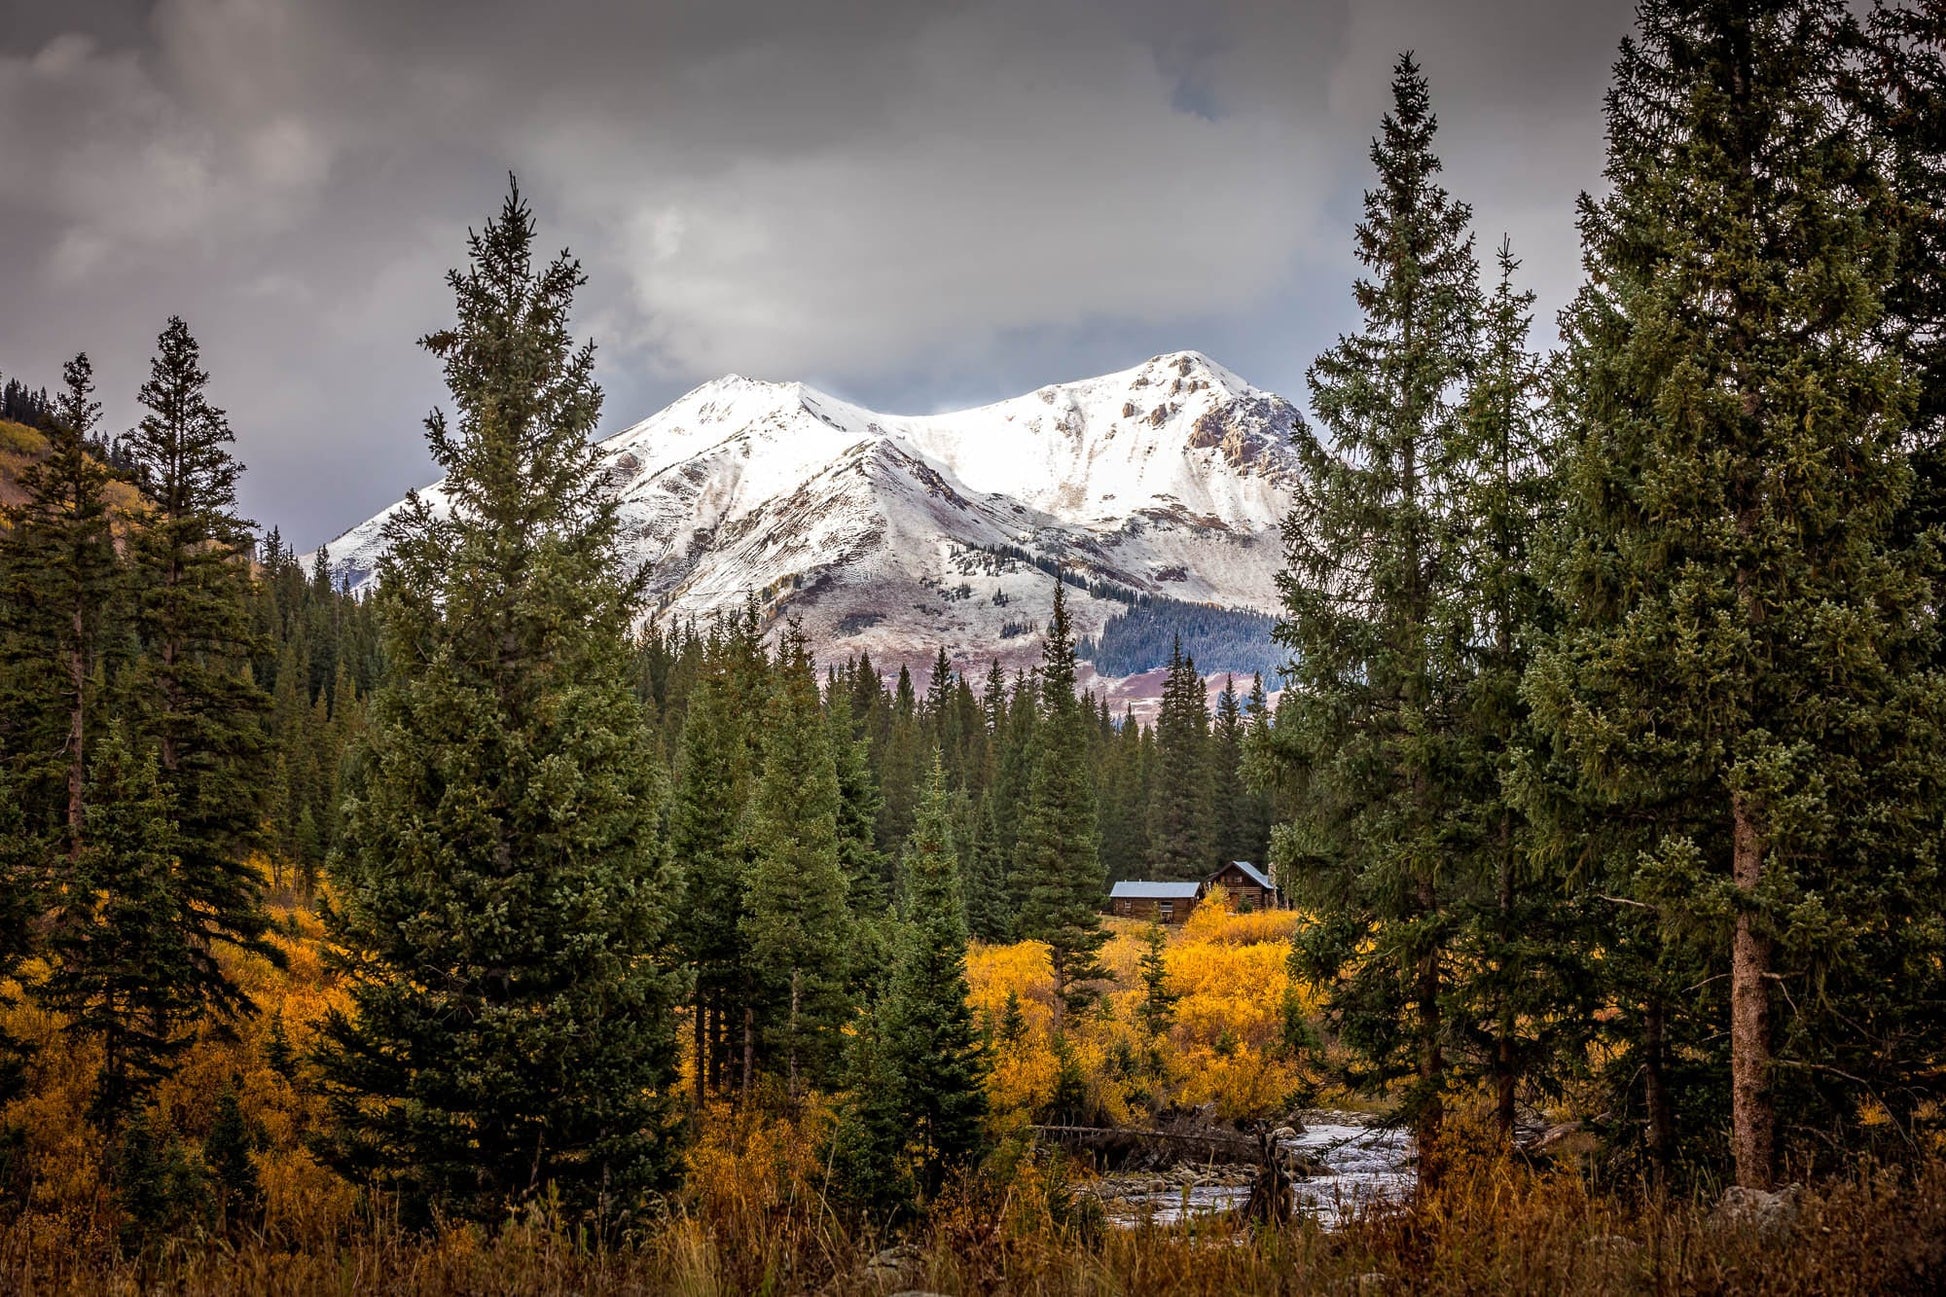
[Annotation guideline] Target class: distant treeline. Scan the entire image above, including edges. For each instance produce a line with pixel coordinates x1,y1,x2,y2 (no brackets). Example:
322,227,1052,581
1,373,56,431
974,543,1146,606
1079,597,1281,678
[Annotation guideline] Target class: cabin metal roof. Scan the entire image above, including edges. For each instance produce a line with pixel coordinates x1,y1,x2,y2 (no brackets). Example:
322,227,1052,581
1109,880,1205,900
1213,860,1276,891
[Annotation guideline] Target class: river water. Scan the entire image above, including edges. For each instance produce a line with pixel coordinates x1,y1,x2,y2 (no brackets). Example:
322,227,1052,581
1094,1112,1416,1228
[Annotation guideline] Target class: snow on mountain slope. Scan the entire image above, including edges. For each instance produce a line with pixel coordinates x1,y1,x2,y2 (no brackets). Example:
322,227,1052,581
312,352,1303,680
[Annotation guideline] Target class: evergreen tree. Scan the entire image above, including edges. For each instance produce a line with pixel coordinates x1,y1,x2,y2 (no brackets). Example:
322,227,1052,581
1529,0,1946,1189
994,669,1039,895
0,353,120,863
1147,639,1213,880
1859,1,1946,644
1268,54,1480,1178
0,774,39,1102
44,726,198,1127
827,1004,914,1220
742,625,852,1094
670,668,755,1106
1444,241,1591,1144
876,664,923,851
829,698,889,913
123,317,277,1026
204,1079,264,1230
318,182,684,1223
879,756,988,1198
962,794,1013,943
1134,922,1178,1040
1096,705,1152,882
1210,675,1248,867
1015,579,1108,1031
1236,674,1275,864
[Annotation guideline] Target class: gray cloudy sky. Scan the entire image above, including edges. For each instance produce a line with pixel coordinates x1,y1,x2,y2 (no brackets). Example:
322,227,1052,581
0,0,1635,549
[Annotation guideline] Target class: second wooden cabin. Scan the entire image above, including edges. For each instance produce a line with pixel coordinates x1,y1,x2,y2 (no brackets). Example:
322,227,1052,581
1106,861,1284,924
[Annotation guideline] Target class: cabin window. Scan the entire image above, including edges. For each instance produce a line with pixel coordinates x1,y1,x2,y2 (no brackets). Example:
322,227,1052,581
1159,901,1174,920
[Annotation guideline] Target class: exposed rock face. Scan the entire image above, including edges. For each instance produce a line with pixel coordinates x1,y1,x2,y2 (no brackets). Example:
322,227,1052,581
308,353,1306,681
1714,1184,1802,1234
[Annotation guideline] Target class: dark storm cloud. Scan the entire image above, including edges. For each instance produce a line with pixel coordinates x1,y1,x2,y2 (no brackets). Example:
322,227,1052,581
0,0,1635,548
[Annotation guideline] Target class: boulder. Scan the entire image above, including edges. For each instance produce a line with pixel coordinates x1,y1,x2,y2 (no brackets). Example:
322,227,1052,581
1713,1184,1801,1234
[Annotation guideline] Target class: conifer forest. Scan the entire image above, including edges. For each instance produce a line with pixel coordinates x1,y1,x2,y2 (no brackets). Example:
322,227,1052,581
3,3,1946,1292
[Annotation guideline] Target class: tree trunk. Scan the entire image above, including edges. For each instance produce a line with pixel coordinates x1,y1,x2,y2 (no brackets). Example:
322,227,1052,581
787,969,801,1099
1730,790,1773,1189
1050,954,1065,1036
692,998,707,1111
1494,819,1516,1142
1644,997,1673,1184
67,623,85,863
741,1005,754,1100
1416,870,1443,1187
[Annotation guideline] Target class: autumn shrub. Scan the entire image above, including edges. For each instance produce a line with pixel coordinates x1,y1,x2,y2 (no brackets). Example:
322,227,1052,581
969,915,1316,1126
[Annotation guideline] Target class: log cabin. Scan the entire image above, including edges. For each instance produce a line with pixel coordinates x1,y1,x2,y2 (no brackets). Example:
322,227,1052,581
1204,860,1281,911
1106,879,1205,923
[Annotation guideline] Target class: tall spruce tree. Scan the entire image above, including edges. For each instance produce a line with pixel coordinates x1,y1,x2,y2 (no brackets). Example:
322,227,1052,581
1210,675,1248,868
830,698,890,913
1444,241,1591,1144
1268,54,1480,1177
1529,0,1946,1189
742,624,853,1095
1147,639,1212,880
44,726,199,1127
879,756,988,1198
0,353,119,862
317,182,683,1223
962,795,1013,943
1015,578,1107,1030
1859,0,1946,637
0,772,38,1102
122,318,279,1029
670,668,754,1107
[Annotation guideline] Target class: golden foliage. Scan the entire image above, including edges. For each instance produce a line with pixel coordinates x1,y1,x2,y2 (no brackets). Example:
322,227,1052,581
969,914,1316,1124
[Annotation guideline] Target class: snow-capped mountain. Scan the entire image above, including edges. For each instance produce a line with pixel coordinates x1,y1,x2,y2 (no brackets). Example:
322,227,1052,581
312,351,1303,682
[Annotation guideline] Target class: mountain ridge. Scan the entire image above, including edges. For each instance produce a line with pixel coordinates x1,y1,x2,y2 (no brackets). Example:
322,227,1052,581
309,351,1304,687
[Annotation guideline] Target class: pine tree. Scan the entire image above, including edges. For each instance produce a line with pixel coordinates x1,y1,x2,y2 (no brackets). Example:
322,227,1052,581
204,1079,264,1230
0,772,42,1102
0,353,120,863
887,664,925,839
44,726,199,1127
836,747,988,1199
827,1005,914,1220
1236,674,1274,864
1210,675,1248,867
880,756,988,1197
1268,54,1480,1178
1859,2,1946,645
670,668,754,1107
123,318,278,1026
1147,639,1213,880
1529,0,1946,1189
1443,241,1591,1145
742,625,852,1095
829,698,889,913
1096,705,1153,882
962,794,1013,943
1135,922,1178,1040
1015,579,1108,1031
317,182,684,1223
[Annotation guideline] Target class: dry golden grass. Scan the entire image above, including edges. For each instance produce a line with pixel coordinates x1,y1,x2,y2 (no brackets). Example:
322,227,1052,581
5,1133,1943,1295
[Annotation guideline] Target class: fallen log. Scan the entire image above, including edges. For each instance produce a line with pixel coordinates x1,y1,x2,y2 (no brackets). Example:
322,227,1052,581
1032,1123,1320,1177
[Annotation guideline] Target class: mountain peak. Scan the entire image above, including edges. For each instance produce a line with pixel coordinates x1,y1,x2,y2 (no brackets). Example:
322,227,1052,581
312,353,1304,678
